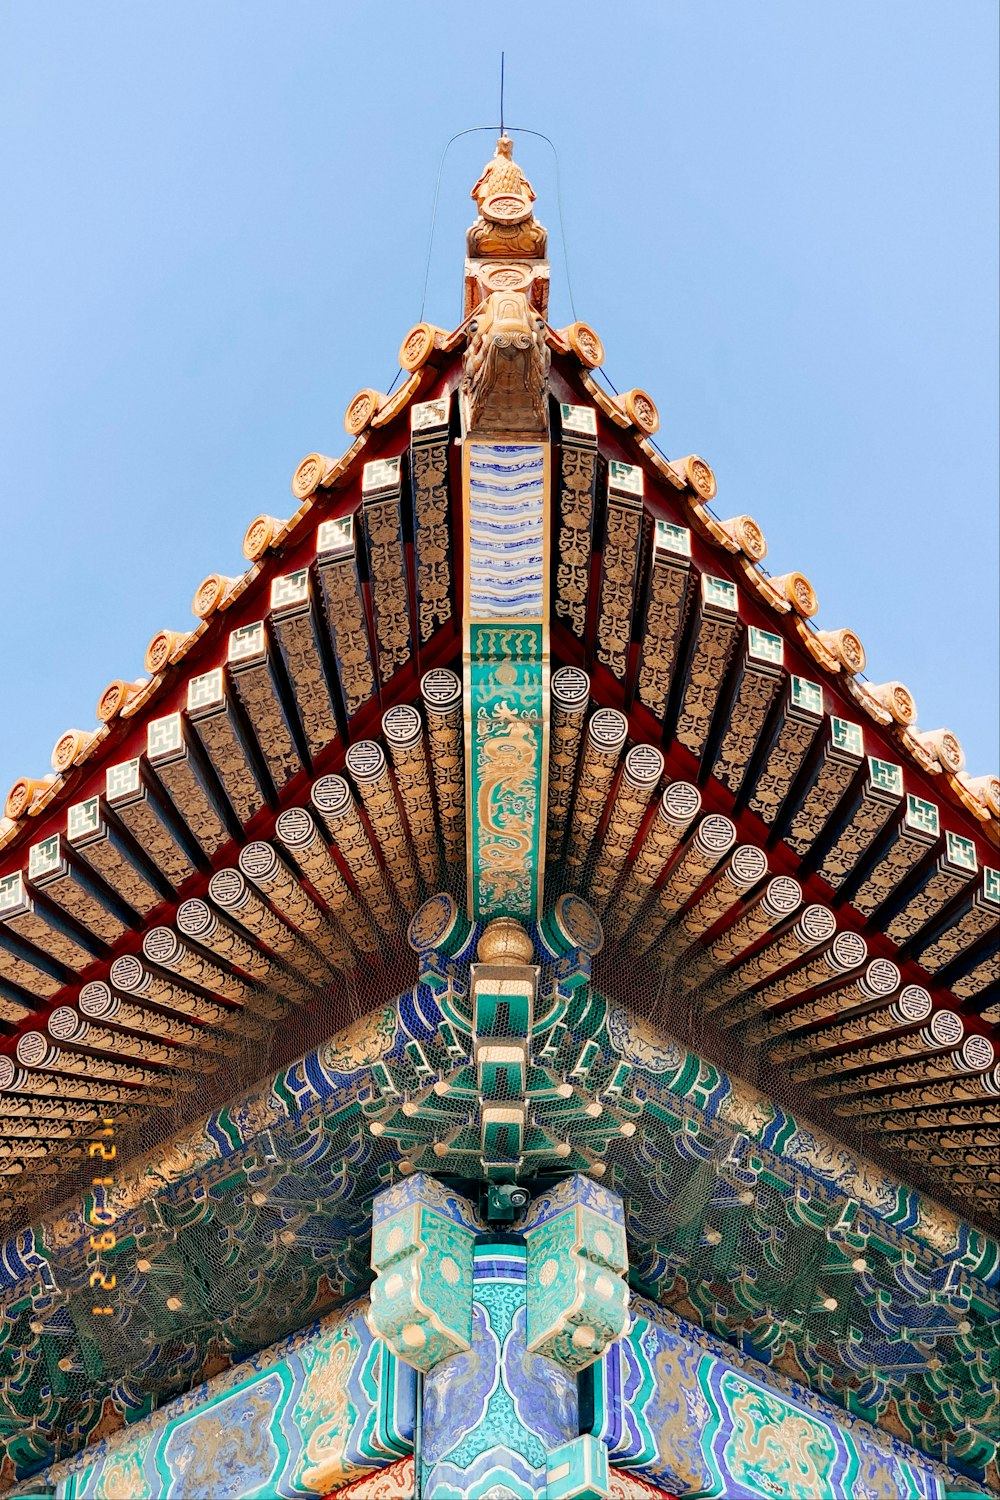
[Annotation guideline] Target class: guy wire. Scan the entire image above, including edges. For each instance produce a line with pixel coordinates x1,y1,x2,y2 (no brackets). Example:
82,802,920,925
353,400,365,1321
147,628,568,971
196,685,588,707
418,124,578,326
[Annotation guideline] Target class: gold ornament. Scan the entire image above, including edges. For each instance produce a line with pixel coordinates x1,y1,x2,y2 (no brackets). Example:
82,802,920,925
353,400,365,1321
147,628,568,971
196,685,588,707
344,388,383,436
467,136,547,258
912,727,964,774
50,729,95,773
482,192,532,224
481,264,533,293
722,515,767,562
398,323,438,371
770,571,817,617
619,388,659,435
562,322,605,368
814,627,866,674
868,681,917,725
242,514,287,561
96,679,143,723
676,454,716,501
4,777,49,820
291,452,336,500
371,372,422,428
476,917,535,966
144,630,189,675
960,773,1000,818
462,290,549,435
191,573,238,619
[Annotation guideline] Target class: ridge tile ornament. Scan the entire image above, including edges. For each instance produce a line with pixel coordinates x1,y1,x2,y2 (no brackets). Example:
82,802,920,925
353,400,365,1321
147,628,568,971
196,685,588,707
465,134,549,314
463,296,550,437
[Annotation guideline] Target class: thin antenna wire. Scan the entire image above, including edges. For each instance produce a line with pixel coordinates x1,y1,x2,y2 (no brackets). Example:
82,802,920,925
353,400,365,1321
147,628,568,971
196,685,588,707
500,53,505,135
411,129,845,669
511,126,578,324
418,124,578,325
418,126,494,324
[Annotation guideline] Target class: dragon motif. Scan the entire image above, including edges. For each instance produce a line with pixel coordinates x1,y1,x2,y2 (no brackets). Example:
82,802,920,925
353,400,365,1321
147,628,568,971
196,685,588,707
463,288,550,435
476,701,538,904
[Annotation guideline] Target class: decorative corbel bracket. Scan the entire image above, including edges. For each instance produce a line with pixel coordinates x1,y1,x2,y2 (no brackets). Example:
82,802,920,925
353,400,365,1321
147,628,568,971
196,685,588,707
522,1173,630,1371
367,1173,480,1373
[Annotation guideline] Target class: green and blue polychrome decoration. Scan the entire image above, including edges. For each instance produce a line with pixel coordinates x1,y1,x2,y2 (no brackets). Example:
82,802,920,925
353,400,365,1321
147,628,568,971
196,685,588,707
12,1178,992,1500
546,1435,612,1500
369,1173,479,1372
466,622,547,923
523,1175,630,1371
463,440,550,924
48,1299,413,1500
369,1173,628,1498
2,895,998,1486
422,1239,578,1498
583,1296,995,1500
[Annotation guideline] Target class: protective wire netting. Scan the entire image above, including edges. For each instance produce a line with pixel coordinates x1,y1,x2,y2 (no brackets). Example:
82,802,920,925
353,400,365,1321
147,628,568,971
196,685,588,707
0,879,418,1488
2,788,996,1487
550,827,999,1481
562,789,996,1235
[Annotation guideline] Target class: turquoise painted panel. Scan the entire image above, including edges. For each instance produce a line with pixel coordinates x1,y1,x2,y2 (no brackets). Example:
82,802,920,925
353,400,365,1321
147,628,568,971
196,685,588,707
53,1298,413,1499
523,1175,630,1371
467,621,546,922
422,1240,577,1498
585,1297,978,1500
369,1173,478,1371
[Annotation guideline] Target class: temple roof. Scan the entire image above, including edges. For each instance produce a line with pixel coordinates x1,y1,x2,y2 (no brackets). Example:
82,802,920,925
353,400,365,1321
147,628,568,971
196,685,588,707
1,150,997,1209
0,128,998,1495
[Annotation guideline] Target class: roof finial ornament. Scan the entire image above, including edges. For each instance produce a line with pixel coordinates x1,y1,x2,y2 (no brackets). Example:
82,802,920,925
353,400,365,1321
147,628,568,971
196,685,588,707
469,135,539,233
461,130,551,435
464,132,549,322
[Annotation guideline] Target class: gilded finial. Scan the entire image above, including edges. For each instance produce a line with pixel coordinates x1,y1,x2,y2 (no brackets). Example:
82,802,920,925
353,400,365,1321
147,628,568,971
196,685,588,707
466,134,547,266
470,135,536,217
476,917,535,966
462,131,552,430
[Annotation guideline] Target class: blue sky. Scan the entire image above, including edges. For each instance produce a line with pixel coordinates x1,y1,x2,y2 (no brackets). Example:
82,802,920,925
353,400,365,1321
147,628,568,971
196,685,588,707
1,1,997,792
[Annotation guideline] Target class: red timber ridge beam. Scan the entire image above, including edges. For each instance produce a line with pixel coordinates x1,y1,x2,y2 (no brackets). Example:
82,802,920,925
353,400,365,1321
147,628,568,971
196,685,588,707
0,332,994,1215
0,421,993,996
0,343,994,869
